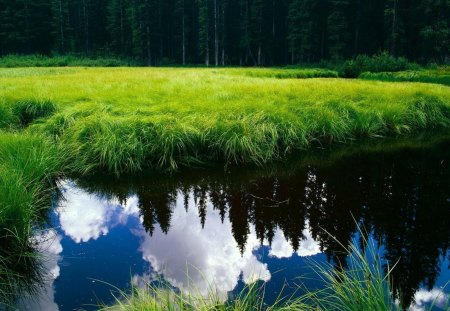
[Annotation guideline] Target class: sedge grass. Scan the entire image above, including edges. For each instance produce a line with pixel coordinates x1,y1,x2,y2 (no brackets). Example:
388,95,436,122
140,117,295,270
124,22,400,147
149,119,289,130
0,132,64,304
98,229,449,311
97,229,414,311
0,67,449,175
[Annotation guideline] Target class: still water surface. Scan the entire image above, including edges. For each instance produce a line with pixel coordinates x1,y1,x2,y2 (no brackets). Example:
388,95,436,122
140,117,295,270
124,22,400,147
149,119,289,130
18,139,450,310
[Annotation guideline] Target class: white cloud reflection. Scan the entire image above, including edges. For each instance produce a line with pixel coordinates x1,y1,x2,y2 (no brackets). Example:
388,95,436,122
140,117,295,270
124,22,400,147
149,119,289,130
55,182,323,300
267,221,322,258
133,193,270,300
56,181,139,243
409,288,449,311
18,229,62,311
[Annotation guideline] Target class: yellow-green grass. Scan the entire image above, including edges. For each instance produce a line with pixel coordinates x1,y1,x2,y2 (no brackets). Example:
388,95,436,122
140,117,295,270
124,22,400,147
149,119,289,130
1,67,449,175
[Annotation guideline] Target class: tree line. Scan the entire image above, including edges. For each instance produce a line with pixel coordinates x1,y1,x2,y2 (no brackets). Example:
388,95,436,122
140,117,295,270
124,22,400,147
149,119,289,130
0,0,449,66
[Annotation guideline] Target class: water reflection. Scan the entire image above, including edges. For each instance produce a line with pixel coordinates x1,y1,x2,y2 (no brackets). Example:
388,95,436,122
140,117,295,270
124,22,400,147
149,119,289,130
6,137,450,310
71,138,449,309
15,230,62,311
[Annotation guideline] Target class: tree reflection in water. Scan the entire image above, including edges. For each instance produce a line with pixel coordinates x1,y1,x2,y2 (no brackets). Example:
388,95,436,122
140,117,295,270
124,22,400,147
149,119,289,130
3,137,448,309
76,138,449,307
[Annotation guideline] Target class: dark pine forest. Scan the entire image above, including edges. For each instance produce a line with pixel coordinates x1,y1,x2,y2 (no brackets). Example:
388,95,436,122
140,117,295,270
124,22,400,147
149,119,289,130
0,0,449,66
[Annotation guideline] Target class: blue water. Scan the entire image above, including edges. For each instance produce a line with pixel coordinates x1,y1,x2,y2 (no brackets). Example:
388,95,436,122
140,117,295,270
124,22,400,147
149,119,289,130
16,139,450,310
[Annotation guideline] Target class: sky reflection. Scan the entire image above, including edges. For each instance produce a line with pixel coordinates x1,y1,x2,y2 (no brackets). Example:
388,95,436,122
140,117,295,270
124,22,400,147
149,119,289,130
16,138,450,311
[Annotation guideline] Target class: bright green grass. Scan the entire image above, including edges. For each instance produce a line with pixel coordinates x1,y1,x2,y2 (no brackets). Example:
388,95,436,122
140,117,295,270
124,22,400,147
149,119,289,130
1,67,449,175
359,67,450,86
0,133,62,240
0,132,63,304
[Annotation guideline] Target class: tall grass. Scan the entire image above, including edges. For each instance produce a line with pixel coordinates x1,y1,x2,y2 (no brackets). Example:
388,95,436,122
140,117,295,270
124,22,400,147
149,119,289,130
0,132,62,250
0,98,58,129
0,133,63,304
99,272,312,311
0,67,444,174
307,229,397,311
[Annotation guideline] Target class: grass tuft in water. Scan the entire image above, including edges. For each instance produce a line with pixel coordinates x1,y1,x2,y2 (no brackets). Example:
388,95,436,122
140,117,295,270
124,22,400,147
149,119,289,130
97,229,421,311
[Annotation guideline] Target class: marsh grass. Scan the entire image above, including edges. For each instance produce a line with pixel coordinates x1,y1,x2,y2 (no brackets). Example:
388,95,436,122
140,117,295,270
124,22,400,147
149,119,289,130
97,228,417,311
305,227,398,311
0,132,64,305
0,67,448,175
359,67,450,86
98,275,312,311
0,132,63,242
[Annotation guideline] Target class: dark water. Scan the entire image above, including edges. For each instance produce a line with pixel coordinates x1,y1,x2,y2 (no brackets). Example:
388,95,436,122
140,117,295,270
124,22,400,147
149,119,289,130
15,138,450,310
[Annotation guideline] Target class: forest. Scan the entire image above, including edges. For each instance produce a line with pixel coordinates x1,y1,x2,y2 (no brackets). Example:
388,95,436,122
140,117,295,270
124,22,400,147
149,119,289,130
0,0,449,66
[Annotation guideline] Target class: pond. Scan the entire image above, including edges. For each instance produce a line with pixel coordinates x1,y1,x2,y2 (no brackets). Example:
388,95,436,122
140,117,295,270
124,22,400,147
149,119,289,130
15,137,450,310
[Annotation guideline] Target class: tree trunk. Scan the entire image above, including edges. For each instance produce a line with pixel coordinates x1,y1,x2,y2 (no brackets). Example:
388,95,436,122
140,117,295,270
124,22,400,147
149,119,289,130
147,24,152,66
120,0,124,50
391,0,398,55
214,0,218,66
221,1,225,66
182,0,186,65
82,0,89,54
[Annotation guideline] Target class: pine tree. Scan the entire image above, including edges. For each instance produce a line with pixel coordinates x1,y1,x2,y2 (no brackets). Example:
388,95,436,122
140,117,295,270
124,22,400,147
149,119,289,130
327,0,350,60
418,0,450,62
51,0,70,53
198,0,210,66
288,0,318,63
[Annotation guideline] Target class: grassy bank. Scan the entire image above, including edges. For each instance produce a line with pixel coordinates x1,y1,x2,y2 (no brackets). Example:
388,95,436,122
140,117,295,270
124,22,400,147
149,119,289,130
0,132,63,303
359,67,450,86
0,67,449,176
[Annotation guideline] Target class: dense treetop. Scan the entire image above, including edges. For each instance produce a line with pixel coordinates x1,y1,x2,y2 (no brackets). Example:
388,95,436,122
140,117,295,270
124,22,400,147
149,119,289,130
0,0,449,66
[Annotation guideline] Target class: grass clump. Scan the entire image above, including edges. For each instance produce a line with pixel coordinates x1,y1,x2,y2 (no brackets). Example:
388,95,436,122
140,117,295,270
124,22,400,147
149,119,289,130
0,98,58,129
342,52,418,78
0,133,62,239
100,274,311,311
11,99,58,127
0,132,64,304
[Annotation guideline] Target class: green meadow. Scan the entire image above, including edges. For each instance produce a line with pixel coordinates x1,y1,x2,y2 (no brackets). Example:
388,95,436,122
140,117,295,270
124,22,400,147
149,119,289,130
1,67,450,175
0,66,449,307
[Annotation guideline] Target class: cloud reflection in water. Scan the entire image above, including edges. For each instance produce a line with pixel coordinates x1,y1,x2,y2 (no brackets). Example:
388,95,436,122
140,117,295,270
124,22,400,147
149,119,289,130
55,182,322,300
